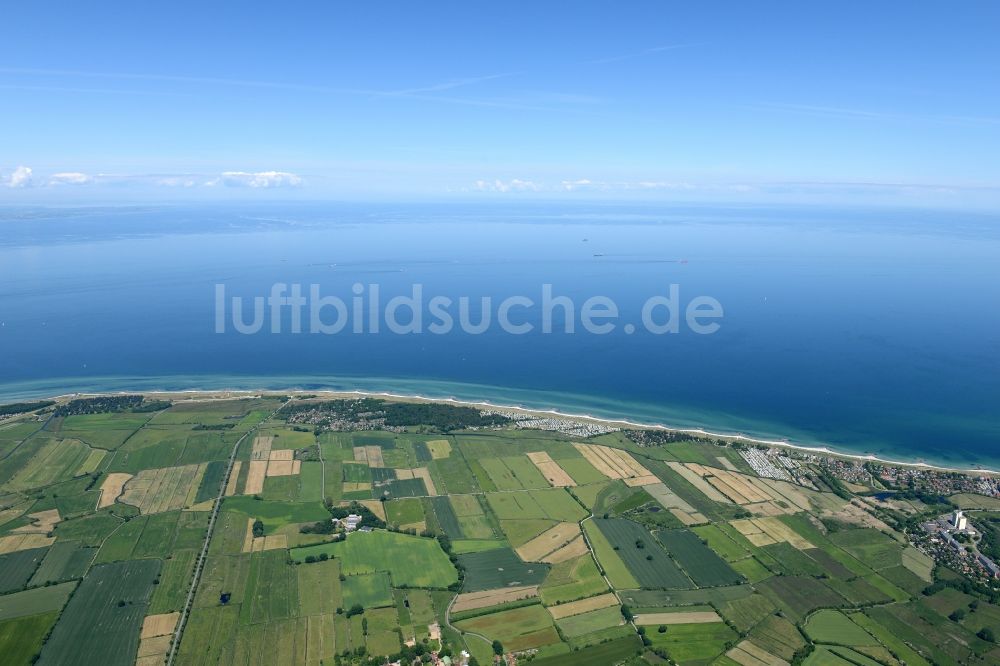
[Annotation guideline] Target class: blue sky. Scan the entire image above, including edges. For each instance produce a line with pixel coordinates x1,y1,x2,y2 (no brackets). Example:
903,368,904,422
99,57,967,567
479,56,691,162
2,2,999,207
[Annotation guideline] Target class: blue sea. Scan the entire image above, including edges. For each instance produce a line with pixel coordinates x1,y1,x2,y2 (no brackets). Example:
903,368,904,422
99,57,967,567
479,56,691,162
1,202,998,468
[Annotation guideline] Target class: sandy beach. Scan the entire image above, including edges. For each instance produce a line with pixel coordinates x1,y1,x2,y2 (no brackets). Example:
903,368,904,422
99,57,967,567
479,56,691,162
33,386,1000,477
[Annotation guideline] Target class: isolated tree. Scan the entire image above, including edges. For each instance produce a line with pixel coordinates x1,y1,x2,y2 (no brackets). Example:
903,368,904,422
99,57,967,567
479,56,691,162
492,640,504,655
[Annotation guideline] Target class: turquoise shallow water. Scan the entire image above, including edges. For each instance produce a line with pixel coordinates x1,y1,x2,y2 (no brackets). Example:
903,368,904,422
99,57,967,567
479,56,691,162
0,202,998,468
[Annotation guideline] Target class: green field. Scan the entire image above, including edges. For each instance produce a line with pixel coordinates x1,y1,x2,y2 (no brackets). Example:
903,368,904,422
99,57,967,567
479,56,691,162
342,571,394,609
540,553,609,605
222,496,329,530
556,605,623,637
0,582,76,621
657,528,742,587
757,575,849,620
647,621,737,663
430,495,463,537
458,546,550,591
3,393,999,666
290,530,458,588
532,635,642,666
29,541,95,585
0,547,49,593
486,488,587,522
718,592,775,632
455,603,561,652
385,497,425,526
593,518,692,589
297,557,343,614
805,610,879,645
0,611,61,666
583,519,638,588
37,559,161,666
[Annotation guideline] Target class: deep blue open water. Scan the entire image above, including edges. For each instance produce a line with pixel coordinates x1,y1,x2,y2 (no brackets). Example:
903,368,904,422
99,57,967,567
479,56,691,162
0,202,997,468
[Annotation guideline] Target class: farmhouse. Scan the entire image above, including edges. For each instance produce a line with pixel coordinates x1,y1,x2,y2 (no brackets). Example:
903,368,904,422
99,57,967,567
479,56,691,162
332,513,364,532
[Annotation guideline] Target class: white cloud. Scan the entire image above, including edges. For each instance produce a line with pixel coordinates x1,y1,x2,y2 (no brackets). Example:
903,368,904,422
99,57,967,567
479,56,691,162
560,179,594,191
48,171,92,185
6,165,33,188
627,181,697,190
156,176,200,188
474,178,540,193
219,171,303,188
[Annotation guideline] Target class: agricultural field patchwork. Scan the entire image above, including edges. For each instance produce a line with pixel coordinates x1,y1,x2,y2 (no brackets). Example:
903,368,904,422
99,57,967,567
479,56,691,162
1,393,998,665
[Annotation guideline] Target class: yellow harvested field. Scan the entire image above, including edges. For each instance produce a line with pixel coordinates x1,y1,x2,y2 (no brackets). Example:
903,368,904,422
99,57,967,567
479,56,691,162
634,610,723,625
136,635,172,660
250,435,273,461
186,500,214,512
384,467,434,494
269,449,294,461
427,439,452,459
452,585,539,613
574,444,619,478
183,466,204,508
243,517,289,552
757,478,812,512
411,467,437,496
266,460,296,476
516,522,581,561
141,612,180,639
244,461,268,494
526,451,576,487
120,464,206,514
0,533,55,554
225,461,241,496
292,460,301,474
98,472,133,509
753,517,812,549
644,482,707,526
746,533,776,547
256,534,287,552
547,592,620,620
665,462,732,503
573,444,652,481
358,500,387,521
684,464,811,515
669,508,707,526
727,640,791,666
730,517,812,549
242,518,256,552
353,445,384,467
542,535,590,564
342,482,372,493
730,518,775,546
12,509,61,534
746,502,788,517
366,446,384,467
623,474,660,487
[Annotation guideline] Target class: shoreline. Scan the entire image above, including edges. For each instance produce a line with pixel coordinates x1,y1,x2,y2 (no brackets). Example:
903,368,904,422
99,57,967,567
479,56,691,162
25,385,1000,477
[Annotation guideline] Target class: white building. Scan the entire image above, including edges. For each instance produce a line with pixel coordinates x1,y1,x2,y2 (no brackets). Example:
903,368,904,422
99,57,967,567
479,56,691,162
953,510,968,531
